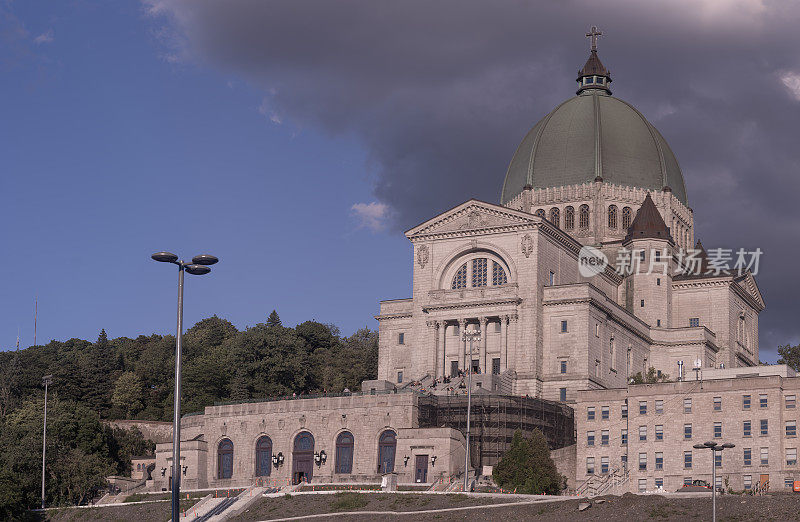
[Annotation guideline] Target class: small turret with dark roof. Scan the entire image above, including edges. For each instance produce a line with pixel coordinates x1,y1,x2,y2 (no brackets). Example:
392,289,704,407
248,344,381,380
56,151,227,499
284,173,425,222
577,26,612,94
623,193,674,244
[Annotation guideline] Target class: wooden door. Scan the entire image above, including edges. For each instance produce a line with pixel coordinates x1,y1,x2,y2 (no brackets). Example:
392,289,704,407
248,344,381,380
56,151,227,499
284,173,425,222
415,455,428,483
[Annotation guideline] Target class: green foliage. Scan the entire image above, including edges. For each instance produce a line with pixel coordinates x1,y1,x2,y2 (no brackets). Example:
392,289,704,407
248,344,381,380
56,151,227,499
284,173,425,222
492,430,563,495
777,344,800,372
266,310,282,327
630,366,671,384
111,372,145,417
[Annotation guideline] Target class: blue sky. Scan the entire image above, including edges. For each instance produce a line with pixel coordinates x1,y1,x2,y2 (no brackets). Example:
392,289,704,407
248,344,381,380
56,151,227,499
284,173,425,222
2,1,800,359
0,2,409,348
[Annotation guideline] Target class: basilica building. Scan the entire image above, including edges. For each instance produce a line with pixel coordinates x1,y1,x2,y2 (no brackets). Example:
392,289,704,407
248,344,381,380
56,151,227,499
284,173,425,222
148,34,795,496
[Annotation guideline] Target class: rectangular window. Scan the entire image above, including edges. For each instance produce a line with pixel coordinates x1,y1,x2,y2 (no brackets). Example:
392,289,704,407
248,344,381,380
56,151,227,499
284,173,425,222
713,397,722,411
655,425,664,441
621,429,628,446
559,388,566,402
587,407,595,421
640,299,645,308
684,398,692,413
788,395,797,409
716,476,723,490
788,420,797,437
601,430,609,446
684,451,692,469
586,457,595,475
655,477,663,488
595,323,600,337
397,371,403,383
639,453,647,471
655,452,663,470
656,319,661,327
744,420,752,437
760,447,769,466
684,423,692,439
657,278,661,286
689,317,700,327
560,360,567,374
638,478,647,492
622,403,628,419
601,456,609,474
744,475,752,490
450,360,458,377
684,477,693,486
761,419,769,436
549,271,555,286
787,448,797,466
587,431,595,446
744,448,752,466
621,453,627,466
743,394,751,409
655,400,664,414
398,333,405,345
560,320,568,333
715,453,722,468
639,426,647,442
601,406,610,420
639,401,647,415
787,477,796,489
492,358,500,375
714,422,722,438
760,394,768,408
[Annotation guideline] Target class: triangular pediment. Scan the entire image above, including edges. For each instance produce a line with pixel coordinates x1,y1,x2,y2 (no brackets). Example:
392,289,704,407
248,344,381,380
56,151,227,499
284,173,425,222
736,272,765,311
405,199,539,239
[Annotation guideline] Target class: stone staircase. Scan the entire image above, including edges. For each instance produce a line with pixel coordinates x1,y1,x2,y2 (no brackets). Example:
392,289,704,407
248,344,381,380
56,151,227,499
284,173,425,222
576,467,629,497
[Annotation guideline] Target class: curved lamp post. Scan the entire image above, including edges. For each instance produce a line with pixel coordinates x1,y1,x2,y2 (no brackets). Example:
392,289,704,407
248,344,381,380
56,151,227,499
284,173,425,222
693,441,735,522
152,252,218,522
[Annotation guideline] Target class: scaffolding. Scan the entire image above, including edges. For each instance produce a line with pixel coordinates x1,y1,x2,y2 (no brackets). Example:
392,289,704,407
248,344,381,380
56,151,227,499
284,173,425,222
417,394,575,469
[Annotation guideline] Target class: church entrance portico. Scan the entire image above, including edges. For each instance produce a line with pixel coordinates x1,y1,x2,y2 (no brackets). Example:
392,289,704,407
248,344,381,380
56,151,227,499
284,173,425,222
292,431,314,484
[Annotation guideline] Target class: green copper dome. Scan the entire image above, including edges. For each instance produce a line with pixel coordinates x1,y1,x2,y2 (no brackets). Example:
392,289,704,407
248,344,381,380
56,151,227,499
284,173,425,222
501,54,687,206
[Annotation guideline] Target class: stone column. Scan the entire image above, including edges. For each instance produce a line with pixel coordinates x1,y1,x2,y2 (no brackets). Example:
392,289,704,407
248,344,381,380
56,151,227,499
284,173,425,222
509,314,518,372
427,321,438,378
458,319,467,371
438,321,447,379
479,317,488,373
501,315,509,372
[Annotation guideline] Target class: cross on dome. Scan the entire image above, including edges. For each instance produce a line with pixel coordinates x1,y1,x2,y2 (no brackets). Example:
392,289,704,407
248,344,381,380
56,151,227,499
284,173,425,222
586,26,602,51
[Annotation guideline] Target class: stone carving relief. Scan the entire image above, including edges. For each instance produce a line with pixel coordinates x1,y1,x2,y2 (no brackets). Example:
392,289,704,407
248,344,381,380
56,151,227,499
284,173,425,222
521,234,533,258
278,419,285,430
417,244,430,268
299,415,306,428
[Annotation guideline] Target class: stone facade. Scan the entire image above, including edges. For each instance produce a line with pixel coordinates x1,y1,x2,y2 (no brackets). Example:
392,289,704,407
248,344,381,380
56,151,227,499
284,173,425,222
149,392,465,491
575,366,799,493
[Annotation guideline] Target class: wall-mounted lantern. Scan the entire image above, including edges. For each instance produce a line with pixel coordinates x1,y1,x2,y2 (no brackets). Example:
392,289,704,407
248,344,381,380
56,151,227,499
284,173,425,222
161,467,167,477
272,452,285,468
314,451,327,466
430,456,437,466
182,465,188,476
403,456,411,466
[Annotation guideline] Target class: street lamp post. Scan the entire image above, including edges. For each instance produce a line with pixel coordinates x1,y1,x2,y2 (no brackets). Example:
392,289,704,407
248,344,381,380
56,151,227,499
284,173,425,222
41,374,52,509
693,441,735,522
152,252,218,522
462,327,481,492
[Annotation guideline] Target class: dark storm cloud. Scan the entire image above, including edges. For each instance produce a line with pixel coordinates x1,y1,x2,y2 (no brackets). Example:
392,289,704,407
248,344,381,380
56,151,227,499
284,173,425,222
145,0,800,356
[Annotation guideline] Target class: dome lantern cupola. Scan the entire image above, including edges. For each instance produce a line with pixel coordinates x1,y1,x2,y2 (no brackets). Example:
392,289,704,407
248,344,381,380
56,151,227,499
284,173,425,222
577,26,611,95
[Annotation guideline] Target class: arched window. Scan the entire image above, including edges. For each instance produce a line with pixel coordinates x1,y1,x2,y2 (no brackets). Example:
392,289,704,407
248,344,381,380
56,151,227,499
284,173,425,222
255,436,272,477
492,261,507,286
377,430,397,474
622,207,632,229
218,439,234,479
608,205,618,229
535,208,546,219
579,205,590,229
471,258,487,287
335,431,354,474
564,206,575,230
451,264,467,289
549,207,560,228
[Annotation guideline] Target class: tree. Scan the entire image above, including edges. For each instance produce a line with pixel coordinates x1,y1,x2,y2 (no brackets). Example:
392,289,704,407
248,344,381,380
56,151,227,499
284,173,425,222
266,310,282,328
778,344,800,372
493,430,564,495
111,372,144,417
630,366,671,384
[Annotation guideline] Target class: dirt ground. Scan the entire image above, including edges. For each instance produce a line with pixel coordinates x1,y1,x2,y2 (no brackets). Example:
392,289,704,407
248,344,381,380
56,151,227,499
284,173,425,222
235,491,800,522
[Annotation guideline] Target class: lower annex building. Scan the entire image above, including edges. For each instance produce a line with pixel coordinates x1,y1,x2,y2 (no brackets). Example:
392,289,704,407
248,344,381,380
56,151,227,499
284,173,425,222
147,32,793,494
